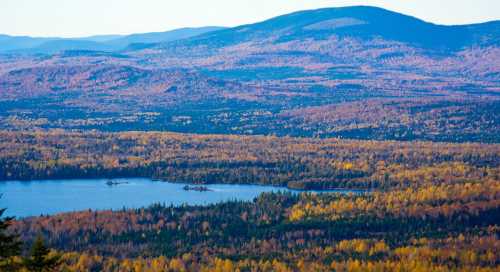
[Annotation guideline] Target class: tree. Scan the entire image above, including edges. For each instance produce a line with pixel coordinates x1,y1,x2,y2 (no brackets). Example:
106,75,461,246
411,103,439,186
0,199,22,271
23,236,61,272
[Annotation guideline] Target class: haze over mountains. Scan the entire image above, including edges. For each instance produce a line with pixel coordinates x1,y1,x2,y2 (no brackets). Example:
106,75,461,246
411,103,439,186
0,26,225,53
0,6,499,142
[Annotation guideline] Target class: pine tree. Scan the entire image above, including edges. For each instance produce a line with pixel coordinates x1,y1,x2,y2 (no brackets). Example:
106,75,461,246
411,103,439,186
23,236,61,272
0,201,22,271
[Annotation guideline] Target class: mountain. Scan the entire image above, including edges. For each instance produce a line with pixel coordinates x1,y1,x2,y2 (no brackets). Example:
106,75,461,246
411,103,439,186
0,26,225,54
146,6,500,86
158,6,500,51
0,35,57,52
0,6,499,142
105,26,225,49
76,35,124,43
24,40,115,54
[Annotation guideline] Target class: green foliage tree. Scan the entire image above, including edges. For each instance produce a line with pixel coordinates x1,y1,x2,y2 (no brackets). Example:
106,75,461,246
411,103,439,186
0,198,22,271
23,236,61,272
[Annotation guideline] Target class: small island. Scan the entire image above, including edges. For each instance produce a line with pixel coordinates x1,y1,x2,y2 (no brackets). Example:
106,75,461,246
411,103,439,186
106,180,129,186
182,185,212,192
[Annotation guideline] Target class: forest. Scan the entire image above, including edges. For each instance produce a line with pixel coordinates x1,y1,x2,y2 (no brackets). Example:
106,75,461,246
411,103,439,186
0,130,499,271
1,130,499,190
0,4,499,271
5,187,500,271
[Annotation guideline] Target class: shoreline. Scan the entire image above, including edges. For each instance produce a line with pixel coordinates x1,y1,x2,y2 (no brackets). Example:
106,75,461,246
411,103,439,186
0,177,372,192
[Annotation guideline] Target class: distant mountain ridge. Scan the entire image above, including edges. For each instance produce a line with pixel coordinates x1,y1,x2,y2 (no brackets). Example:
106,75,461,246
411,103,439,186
0,26,226,54
0,6,499,143
2,6,498,55
106,27,224,49
158,6,500,51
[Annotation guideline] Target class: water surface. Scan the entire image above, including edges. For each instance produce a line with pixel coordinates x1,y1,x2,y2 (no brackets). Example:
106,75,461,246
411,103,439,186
0,178,357,218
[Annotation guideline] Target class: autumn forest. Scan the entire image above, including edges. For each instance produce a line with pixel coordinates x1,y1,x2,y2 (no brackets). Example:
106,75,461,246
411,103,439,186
0,130,499,271
1,4,500,272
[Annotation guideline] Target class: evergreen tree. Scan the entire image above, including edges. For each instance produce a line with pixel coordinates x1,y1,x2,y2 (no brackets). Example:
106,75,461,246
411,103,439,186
23,236,61,272
0,200,22,271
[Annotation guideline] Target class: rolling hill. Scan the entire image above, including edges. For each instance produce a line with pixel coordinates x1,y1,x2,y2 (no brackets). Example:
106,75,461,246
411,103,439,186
157,6,500,51
0,6,498,142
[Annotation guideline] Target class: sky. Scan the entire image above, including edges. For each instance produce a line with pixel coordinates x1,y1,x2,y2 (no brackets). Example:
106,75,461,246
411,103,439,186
1,0,499,38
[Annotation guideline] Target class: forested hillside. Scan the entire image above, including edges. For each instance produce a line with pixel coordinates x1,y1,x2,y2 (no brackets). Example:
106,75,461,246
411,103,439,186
1,7,499,142
1,5,499,272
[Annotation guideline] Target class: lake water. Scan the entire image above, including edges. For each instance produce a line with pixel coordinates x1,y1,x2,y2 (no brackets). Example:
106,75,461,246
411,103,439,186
0,178,356,218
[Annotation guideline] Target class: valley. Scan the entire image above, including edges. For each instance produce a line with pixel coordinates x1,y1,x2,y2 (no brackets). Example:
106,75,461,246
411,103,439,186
0,5,499,272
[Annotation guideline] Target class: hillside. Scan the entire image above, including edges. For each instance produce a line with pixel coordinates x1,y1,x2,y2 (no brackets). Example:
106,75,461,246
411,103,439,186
160,6,500,50
0,6,498,142
1,5,500,272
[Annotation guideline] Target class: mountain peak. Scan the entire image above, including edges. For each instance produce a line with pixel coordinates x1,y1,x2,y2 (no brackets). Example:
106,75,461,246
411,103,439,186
162,5,499,51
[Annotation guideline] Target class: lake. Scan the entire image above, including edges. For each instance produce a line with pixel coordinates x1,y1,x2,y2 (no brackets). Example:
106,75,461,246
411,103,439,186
0,178,358,218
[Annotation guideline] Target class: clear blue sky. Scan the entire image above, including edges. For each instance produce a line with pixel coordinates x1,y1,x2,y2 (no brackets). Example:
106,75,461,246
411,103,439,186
1,0,499,38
